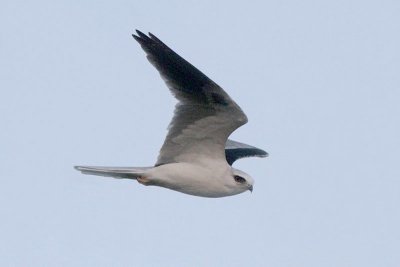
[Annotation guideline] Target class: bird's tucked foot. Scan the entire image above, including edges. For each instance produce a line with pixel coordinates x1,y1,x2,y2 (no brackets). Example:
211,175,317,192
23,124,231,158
137,176,150,185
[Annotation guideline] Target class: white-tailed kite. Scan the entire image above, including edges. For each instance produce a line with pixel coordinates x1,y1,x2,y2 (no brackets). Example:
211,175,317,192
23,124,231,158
75,30,268,198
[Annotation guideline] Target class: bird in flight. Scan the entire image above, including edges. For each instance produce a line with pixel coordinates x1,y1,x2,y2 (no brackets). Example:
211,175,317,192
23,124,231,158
75,30,268,198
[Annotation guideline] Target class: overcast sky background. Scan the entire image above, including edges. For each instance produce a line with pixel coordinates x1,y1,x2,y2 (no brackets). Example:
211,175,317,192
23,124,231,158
1,0,399,266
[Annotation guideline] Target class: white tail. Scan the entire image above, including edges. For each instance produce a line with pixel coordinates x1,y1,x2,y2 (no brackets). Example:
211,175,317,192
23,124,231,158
74,166,151,179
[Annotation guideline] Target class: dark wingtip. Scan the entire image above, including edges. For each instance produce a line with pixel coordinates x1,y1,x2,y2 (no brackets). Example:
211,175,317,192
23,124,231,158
258,149,269,158
132,30,163,43
148,32,162,44
135,29,146,37
132,29,169,53
132,33,140,42
132,29,151,43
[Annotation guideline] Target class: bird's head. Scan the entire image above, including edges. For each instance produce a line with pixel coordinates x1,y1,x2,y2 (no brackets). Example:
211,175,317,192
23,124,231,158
231,168,254,193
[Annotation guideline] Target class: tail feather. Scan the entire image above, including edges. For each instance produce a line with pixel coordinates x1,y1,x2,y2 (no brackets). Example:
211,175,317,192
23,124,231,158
74,166,151,179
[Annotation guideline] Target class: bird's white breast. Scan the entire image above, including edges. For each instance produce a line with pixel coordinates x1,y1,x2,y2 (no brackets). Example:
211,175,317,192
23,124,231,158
146,160,237,197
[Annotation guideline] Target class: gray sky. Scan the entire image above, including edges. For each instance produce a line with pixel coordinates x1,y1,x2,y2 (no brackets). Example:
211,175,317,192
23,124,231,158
1,0,399,266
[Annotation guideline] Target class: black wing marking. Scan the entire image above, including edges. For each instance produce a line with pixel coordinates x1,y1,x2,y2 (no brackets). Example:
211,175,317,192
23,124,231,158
225,139,268,165
132,30,230,106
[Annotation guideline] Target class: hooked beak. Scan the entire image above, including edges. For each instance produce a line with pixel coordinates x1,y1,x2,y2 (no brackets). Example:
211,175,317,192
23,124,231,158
248,185,253,193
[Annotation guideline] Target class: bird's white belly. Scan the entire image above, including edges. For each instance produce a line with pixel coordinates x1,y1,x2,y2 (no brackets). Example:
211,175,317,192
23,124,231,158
146,162,236,198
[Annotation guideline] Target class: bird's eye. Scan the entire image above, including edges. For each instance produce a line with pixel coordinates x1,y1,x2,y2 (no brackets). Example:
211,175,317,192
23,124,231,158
234,175,246,184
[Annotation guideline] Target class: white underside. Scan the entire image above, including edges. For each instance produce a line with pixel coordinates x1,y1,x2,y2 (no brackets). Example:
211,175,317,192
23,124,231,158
145,160,246,198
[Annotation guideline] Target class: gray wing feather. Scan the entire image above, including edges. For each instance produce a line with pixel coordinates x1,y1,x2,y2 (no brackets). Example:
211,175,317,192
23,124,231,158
133,30,247,166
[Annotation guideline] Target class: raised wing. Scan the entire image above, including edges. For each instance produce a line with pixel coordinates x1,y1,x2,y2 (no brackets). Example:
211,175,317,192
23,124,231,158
133,30,248,165
225,139,268,165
